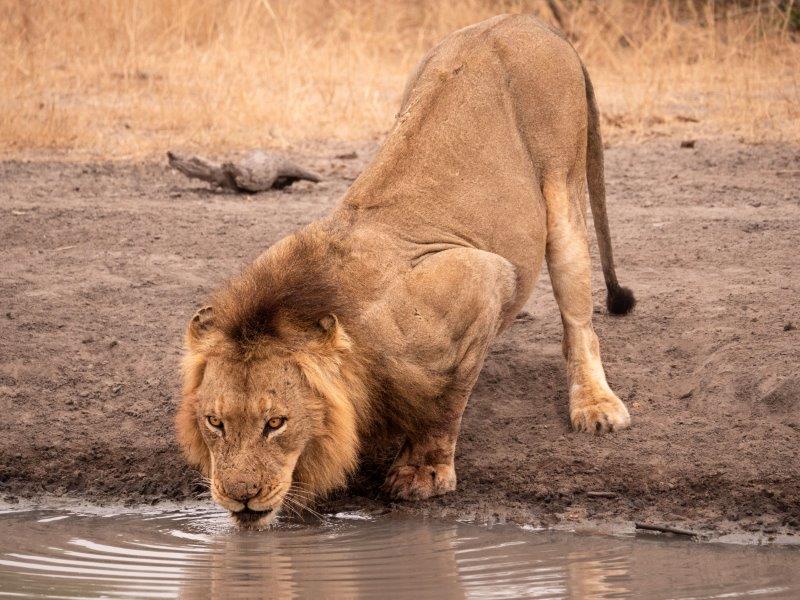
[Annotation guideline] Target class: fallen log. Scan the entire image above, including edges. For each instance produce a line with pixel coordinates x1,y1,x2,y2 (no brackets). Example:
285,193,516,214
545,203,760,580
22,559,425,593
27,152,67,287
167,150,321,193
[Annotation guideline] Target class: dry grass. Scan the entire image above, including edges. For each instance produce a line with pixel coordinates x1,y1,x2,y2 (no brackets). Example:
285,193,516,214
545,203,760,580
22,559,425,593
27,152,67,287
1,0,798,158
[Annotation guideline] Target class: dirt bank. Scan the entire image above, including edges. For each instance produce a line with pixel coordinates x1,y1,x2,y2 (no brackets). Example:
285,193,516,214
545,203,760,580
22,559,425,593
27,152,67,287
1,138,798,539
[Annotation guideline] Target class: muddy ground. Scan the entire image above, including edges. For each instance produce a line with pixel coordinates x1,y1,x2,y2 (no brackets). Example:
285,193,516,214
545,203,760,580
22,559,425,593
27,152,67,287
1,138,798,539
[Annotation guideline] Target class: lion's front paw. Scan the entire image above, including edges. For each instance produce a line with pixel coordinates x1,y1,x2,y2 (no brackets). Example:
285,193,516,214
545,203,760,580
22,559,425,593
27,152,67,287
383,463,456,501
570,389,631,434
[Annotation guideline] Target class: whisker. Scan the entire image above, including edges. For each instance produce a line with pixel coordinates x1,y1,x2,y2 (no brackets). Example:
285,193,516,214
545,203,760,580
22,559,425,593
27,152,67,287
284,494,324,521
288,484,319,501
288,480,316,492
280,497,305,522
287,490,317,503
288,500,323,523
280,499,301,521
285,489,316,506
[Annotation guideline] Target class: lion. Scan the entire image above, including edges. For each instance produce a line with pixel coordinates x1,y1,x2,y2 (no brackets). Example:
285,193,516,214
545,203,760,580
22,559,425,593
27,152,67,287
177,14,635,528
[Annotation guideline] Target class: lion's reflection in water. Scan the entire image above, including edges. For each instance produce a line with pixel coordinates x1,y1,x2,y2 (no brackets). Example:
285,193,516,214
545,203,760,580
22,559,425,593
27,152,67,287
176,516,634,600
178,517,467,599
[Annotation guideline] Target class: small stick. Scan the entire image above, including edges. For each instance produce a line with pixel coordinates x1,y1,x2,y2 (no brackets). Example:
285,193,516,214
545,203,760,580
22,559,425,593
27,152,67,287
635,522,699,538
586,491,617,499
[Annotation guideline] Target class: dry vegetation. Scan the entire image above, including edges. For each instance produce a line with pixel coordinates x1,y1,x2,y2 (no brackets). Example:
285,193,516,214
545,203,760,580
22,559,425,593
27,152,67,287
1,0,798,157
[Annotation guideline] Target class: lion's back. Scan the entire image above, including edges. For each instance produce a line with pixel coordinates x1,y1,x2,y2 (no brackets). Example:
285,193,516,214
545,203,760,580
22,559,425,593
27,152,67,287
343,14,589,275
400,14,584,120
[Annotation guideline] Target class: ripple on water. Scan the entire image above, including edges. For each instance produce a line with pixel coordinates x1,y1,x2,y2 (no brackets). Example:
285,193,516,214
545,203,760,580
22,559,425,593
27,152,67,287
0,508,798,599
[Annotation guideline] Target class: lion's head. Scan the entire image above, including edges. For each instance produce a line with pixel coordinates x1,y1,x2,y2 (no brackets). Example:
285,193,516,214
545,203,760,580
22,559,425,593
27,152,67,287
176,234,370,528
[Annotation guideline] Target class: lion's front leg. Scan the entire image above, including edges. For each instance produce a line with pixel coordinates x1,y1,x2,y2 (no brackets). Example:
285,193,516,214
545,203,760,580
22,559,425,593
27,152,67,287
377,247,518,501
383,436,458,501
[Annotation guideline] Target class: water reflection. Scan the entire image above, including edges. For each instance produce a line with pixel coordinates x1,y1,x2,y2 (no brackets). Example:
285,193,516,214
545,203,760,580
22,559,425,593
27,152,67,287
0,508,797,599
175,517,468,599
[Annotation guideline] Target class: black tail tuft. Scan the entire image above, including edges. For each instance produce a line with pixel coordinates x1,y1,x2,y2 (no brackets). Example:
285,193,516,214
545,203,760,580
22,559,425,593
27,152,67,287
607,285,636,315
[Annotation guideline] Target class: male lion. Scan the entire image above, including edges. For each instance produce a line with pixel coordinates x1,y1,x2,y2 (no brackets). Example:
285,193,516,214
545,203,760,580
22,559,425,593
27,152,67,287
177,14,635,528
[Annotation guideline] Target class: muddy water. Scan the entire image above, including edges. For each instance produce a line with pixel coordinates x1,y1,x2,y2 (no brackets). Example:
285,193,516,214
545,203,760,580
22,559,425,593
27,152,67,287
0,508,798,599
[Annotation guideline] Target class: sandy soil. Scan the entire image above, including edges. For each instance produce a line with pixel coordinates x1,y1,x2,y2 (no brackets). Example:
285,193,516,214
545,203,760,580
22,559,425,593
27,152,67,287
1,138,798,539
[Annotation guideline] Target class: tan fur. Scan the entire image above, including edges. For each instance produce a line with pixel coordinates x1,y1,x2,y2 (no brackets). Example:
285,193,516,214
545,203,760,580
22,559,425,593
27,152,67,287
177,15,635,524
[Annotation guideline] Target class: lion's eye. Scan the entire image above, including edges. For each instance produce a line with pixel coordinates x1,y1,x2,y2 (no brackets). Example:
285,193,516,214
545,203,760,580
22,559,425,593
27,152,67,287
206,415,223,429
265,416,286,433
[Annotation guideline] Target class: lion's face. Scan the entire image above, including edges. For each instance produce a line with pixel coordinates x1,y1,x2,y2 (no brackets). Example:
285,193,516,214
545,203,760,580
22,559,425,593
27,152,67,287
178,282,364,530
184,353,324,528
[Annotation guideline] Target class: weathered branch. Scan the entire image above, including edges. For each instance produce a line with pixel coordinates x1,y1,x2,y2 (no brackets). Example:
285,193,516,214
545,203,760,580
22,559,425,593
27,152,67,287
167,150,321,193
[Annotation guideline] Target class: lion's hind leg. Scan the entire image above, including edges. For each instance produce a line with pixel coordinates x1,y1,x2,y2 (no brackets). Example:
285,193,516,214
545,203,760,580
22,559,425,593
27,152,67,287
543,176,630,433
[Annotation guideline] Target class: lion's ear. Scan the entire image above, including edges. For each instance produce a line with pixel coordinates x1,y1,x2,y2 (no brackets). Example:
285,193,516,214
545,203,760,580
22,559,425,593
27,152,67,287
318,313,338,334
176,391,210,477
316,313,353,353
187,306,214,350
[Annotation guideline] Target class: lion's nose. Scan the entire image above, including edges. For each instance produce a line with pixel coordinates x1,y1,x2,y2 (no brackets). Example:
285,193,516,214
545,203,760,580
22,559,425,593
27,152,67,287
223,480,262,504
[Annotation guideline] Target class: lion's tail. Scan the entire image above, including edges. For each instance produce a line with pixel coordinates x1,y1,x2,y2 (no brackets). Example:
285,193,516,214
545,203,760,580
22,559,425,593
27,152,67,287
582,64,636,315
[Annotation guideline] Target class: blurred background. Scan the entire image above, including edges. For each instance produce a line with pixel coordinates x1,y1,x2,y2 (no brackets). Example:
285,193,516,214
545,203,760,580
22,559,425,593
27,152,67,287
1,0,798,157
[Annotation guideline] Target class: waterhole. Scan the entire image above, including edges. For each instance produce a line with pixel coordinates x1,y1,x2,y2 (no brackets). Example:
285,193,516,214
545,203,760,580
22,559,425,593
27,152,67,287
0,507,798,598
